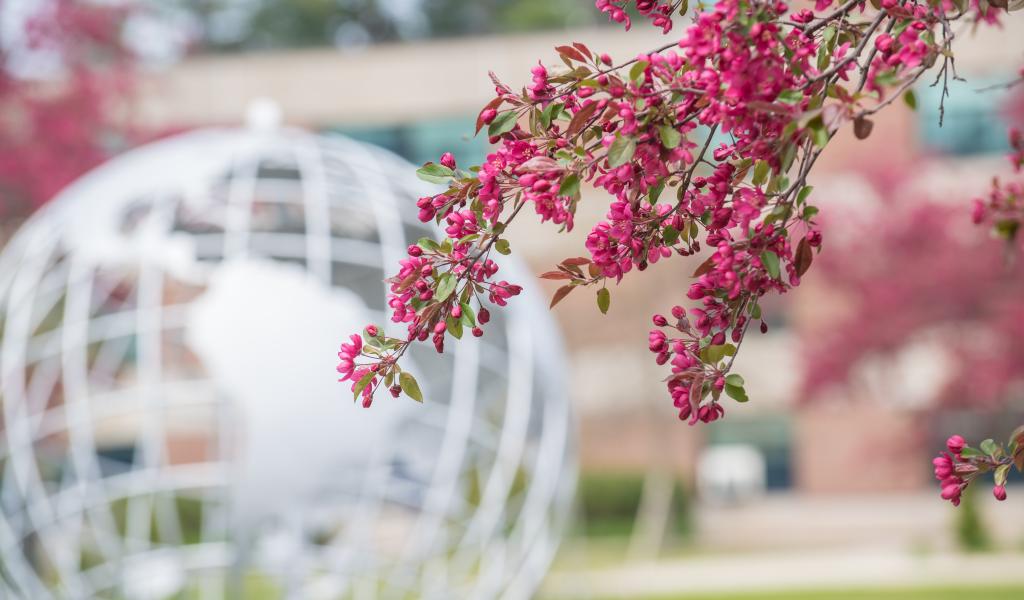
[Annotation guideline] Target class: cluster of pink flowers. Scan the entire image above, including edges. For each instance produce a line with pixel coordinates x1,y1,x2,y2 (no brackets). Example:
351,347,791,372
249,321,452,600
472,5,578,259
649,306,733,424
934,434,1017,506
865,14,937,96
337,332,386,408
972,129,1024,240
595,0,678,33
935,435,968,506
585,201,685,281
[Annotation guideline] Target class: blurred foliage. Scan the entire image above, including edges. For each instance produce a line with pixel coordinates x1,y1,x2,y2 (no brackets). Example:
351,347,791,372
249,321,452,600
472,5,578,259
577,472,692,540
954,485,992,553
161,0,605,52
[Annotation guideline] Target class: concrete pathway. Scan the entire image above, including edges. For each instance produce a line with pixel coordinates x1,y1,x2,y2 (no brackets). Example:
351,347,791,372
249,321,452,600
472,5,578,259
542,548,1024,598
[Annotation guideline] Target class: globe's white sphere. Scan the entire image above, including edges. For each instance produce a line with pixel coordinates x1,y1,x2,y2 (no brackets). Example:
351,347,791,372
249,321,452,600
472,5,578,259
0,127,575,599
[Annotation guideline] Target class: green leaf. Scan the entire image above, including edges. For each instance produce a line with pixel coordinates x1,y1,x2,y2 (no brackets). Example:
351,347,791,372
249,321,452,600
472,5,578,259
435,273,457,300
649,180,666,204
752,160,770,186
353,370,375,401
659,125,682,149
780,142,797,173
816,45,831,72
995,464,1011,487
416,163,454,184
959,447,985,459
797,185,814,206
399,371,424,402
903,89,917,110
777,89,803,105
725,383,749,402
980,438,999,457
559,173,581,198
873,69,900,87
807,116,829,148
418,237,440,251
704,344,728,364
760,250,781,279
607,135,637,168
725,373,745,387
629,61,649,84
459,302,477,327
446,316,464,339
663,225,680,245
802,206,820,220
597,288,610,314
495,238,511,255
540,103,563,129
488,110,518,137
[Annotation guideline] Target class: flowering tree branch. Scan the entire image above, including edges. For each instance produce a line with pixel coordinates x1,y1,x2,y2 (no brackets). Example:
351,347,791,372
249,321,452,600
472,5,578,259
338,0,1024,501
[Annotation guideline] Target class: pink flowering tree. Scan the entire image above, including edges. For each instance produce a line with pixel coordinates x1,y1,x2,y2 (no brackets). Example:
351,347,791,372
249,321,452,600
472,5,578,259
0,0,135,220
799,191,1024,504
337,0,1024,504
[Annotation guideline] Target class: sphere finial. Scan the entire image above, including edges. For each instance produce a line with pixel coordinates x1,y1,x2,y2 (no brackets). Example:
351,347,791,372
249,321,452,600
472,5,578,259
246,97,282,132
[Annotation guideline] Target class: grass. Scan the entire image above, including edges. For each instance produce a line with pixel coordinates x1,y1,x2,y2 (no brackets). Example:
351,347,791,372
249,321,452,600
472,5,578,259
594,586,1024,600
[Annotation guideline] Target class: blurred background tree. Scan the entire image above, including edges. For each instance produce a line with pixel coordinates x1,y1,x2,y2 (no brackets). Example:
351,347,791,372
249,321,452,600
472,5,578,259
0,0,136,224
150,0,607,53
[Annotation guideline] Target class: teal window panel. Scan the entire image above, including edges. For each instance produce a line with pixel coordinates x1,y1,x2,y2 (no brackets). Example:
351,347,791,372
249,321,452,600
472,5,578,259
917,74,1017,156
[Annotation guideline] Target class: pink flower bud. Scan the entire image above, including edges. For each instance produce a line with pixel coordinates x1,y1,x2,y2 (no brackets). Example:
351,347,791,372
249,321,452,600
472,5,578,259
874,33,894,53
478,307,491,324
994,485,1007,501
440,152,456,170
946,435,966,455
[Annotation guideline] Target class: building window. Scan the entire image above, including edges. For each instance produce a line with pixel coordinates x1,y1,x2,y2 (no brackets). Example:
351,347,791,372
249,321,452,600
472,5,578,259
917,75,1017,156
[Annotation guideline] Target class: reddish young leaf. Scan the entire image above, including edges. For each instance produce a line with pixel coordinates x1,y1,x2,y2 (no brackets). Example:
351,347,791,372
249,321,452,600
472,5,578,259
555,45,588,63
794,237,814,277
692,255,716,277
853,116,874,140
540,271,573,280
550,285,575,308
567,102,600,137
573,41,593,60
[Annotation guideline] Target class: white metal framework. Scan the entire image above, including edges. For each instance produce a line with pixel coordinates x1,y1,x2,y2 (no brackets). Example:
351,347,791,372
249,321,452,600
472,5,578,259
0,126,575,599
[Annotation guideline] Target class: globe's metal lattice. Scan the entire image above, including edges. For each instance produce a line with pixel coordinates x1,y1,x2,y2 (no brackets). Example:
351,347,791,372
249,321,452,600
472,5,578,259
0,126,575,599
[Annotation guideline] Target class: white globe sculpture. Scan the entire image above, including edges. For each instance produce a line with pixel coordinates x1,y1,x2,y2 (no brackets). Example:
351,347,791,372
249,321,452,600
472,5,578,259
0,125,575,599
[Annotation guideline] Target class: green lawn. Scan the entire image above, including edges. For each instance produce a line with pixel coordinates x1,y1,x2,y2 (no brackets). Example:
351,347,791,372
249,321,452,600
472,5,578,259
599,587,1024,600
